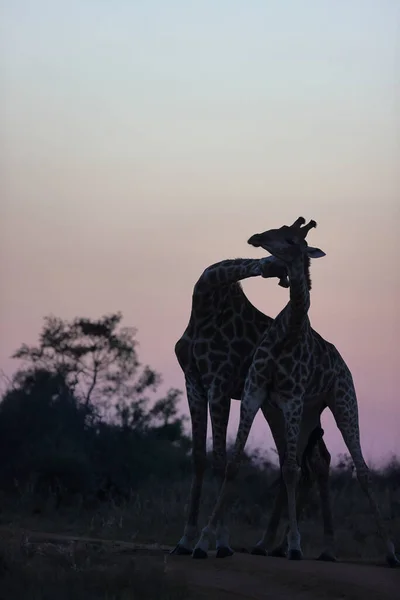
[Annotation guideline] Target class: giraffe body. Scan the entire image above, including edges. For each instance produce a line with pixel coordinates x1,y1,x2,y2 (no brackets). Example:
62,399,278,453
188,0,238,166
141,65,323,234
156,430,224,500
173,256,334,558
193,218,398,567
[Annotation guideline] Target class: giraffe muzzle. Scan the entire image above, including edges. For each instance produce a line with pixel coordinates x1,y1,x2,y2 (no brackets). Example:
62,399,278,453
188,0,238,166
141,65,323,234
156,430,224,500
247,234,263,248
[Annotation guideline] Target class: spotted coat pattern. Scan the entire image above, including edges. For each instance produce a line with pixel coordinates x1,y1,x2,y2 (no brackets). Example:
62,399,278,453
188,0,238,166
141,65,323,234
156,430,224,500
195,250,397,566
173,257,332,556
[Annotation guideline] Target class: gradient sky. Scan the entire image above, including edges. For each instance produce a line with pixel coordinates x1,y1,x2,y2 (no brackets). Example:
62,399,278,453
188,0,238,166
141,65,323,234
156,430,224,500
1,1,399,465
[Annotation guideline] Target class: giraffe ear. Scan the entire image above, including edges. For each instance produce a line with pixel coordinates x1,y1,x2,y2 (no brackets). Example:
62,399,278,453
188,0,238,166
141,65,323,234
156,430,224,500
307,246,326,259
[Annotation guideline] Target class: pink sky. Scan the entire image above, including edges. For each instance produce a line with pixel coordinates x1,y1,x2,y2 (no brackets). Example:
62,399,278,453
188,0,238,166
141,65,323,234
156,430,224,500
1,1,399,465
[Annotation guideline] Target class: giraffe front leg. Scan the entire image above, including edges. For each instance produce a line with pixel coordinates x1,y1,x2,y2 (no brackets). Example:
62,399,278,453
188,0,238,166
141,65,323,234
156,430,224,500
192,388,264,559
272,475,311,558
171,378,207,556
281,402,303,560
209,392,234,558
288,433,337,562
253,470,311,558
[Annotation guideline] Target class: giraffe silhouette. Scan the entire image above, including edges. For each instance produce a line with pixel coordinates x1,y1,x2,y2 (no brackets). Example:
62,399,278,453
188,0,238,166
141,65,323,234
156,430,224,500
173,243,335,559
192,217,398,568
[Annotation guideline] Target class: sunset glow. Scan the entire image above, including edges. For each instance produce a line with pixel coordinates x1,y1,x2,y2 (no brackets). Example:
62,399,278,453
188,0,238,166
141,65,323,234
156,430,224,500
2,1,399,464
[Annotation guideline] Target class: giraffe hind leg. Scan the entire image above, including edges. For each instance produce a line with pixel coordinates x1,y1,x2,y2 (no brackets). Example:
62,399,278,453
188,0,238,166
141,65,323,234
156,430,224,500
329,383,398,567
251,478,287,556
299,427,337,561
313,439,337,562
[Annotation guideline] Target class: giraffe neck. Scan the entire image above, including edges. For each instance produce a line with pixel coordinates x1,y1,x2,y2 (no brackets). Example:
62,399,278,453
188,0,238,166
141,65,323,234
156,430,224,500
190,258,275,325
285,253,311,334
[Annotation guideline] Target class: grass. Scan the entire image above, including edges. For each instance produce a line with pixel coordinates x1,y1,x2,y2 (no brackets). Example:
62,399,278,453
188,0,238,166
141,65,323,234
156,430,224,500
0,533,189,600
0,464,399,597
2,468,400,556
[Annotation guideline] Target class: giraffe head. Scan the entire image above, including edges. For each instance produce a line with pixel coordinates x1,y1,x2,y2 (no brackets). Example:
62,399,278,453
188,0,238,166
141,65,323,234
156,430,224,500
247,217,326,264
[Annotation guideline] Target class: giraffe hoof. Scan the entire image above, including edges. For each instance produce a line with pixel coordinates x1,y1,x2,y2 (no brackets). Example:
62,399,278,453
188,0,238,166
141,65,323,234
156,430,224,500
216,546,234,558
192,548,208,559
317,551,337,562
170,544,192,556
269,547,287,558
250,546,268,557
233,546,249,554
288,549,303,561
386,554,399,568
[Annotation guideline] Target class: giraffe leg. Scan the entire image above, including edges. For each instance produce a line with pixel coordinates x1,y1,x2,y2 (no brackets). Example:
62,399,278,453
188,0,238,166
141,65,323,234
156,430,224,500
171,377,207,556
280,401,304,560
280,443,337,562
329,384,399,567
252,479,287,556
209,393,234,558
192,389,264,559
253,426,330,558
254,470,312,557
314,442,337,562
276,474,312,557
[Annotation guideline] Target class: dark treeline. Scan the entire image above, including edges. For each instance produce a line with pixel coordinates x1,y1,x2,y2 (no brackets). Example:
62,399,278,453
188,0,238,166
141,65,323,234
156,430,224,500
0,312,399,513
0,313,192,506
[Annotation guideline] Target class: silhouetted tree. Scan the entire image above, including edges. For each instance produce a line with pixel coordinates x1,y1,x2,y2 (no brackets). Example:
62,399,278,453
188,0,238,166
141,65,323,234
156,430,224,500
11,312,161,417
0,312,191,500
0,368,89,491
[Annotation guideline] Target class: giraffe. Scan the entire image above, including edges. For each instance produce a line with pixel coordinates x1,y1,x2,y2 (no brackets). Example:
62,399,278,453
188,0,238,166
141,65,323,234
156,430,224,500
253,424,334,560
172,248,335,560
192,217,399,568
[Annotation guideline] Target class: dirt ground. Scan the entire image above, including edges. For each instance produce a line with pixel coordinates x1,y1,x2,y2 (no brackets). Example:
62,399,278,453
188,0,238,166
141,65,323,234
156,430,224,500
167,552,400,600
1,528,399,600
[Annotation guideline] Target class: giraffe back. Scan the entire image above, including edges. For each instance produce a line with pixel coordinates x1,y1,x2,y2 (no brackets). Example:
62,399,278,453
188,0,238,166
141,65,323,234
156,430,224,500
175,279,272,399
249,305,351,404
